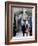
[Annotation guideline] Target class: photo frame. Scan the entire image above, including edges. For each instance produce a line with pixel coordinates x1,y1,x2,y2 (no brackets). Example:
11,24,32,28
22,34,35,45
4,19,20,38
5,1,37,45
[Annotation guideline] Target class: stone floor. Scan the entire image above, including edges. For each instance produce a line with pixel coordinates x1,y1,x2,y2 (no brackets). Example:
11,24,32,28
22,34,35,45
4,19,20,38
16,31,30,37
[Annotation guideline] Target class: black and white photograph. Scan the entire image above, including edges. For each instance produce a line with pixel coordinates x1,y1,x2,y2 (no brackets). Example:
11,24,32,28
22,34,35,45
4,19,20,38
11,7,32,37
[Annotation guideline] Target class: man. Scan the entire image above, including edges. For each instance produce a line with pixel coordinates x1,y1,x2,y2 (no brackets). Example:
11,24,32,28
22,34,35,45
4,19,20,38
25,10,32,36
21,20,26,36
28,15,32,36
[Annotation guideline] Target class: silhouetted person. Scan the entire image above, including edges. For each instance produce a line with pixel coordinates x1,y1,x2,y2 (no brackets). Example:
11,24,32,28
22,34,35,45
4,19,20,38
28,16,32,36
21,20,26,36
13,14,16,36
22,24,26,36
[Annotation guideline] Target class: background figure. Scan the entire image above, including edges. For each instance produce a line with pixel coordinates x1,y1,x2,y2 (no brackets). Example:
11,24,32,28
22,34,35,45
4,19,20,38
21,20,26,36
22,24,26,36
13,14,16,36
25,17,30,36
25,9,32,36
28,15,32,36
